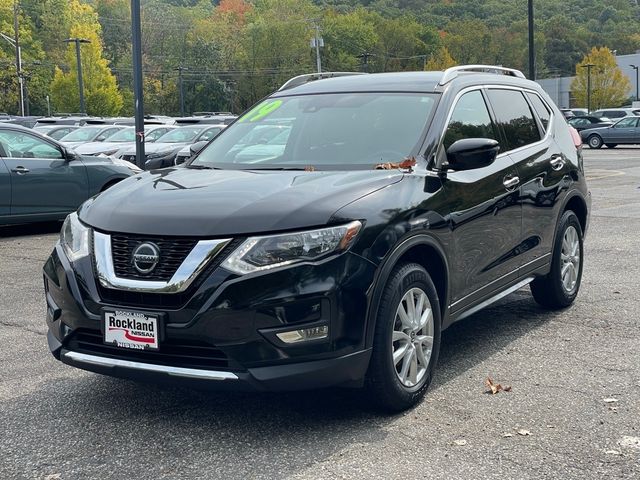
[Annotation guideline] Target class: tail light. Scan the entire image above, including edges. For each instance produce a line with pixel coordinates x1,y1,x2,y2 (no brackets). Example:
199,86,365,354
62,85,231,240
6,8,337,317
569,126,582,149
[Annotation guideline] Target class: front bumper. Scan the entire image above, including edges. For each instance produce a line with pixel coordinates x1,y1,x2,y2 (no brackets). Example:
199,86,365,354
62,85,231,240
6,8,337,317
44,241,376,391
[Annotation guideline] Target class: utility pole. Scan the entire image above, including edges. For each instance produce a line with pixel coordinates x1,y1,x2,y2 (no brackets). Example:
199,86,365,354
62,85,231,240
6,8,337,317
357,52,373,73
527,0,535,80
131,0,145,168
631,64,639,101
175,66,187,116
581,63,595,113
311,24,323,74
46,95,51,116
12,1,24,116
64,38,91,114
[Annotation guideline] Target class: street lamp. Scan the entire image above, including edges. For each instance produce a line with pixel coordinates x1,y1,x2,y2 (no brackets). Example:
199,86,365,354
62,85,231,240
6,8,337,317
174,66,188,116
64,38,91,114
631,64,639,102
527,0,535,80
581,63,595,113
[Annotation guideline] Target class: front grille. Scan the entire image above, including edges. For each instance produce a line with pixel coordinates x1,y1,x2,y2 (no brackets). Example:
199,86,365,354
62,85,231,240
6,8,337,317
96,238,244,309
66,329,229,370
111,234,198,281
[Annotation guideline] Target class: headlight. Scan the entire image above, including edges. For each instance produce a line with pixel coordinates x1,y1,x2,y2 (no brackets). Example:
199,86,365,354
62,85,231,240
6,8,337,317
221,221,362,275
111,157,142,173
60,212,90,262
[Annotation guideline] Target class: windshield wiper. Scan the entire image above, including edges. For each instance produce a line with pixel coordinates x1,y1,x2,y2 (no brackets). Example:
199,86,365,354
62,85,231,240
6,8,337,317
246,166,311,171
184,164,220,170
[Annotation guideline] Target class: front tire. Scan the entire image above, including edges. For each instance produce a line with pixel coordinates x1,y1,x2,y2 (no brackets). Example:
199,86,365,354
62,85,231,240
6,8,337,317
587,135,603,149
530,211,584,309
605,144,617,148
366,262,441,412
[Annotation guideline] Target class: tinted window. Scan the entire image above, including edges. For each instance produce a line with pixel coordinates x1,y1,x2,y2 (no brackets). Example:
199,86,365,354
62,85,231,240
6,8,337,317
443,90,497,150
605,110,625,118
487,89,541,151
0,131,64,159
526,92,551,131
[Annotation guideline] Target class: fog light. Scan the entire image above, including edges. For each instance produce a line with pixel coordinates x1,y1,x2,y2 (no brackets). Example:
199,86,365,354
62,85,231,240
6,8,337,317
276,325,329,344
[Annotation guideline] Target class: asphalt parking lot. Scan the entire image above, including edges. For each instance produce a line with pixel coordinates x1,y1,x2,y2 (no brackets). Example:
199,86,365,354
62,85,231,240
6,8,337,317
1,147,639,480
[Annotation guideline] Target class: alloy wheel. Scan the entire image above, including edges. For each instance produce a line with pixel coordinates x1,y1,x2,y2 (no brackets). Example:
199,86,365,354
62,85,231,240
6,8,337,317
392,287,434,388
560,225,580,293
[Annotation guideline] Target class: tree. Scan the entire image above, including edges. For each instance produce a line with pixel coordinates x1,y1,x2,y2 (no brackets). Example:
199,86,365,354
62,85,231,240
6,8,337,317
571,47,631,110
49,0,123,115
425,46,456,71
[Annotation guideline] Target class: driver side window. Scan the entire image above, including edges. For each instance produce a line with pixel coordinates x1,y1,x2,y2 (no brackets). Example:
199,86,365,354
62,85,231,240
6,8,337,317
614,117,637,128
443,90,498,150
0,131,64,159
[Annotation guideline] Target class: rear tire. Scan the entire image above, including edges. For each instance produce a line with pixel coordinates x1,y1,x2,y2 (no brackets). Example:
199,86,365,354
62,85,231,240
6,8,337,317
605,143,617,149
530,211,584,309
587,135,603,149
366,262,441,412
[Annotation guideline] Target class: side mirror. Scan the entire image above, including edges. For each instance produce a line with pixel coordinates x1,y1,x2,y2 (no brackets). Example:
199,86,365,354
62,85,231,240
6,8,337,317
63,146,79,161
446,138,499,171
189,140,208,157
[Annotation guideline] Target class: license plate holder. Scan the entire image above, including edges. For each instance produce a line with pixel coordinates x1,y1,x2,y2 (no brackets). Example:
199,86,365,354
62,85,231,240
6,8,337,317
103,309,160,351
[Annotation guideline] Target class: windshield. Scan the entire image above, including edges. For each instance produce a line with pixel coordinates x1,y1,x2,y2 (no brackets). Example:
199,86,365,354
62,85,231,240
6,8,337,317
60,127,102,141
192,93,438,170
34,126,53,133
156,127,202,143
107,128,136,142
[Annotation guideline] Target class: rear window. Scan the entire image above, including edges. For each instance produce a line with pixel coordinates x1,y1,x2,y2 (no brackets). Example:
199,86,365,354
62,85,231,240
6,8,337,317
487,89,541,151
525,92,551,132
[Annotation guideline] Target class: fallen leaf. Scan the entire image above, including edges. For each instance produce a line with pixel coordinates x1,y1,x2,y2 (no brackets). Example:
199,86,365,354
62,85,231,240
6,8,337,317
605,450,622,455
43,475,62,480
453,439,467,446
603,398,619,403
304,165,315,172
502,433,514,438
517,429,532,436
374,156,417,171
485,377,512,395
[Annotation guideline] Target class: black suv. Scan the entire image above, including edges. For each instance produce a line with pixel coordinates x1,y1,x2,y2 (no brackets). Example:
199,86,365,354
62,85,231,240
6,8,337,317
44,66,590,411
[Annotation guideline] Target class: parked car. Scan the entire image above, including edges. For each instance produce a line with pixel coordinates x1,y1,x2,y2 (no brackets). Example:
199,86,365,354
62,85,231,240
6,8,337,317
34,116,92,128
0,124,138,225
174,115,237,125
580,115,640,148
33,125,80,141
590,108,640,119
59,125,125,148
173,125,226,165
567,115,613,132
117,125,226,169
74,125,177,157
44,66,590,412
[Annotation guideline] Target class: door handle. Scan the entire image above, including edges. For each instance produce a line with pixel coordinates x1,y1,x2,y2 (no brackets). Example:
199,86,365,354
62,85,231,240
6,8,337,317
503,175,520,190
550,156,565,171
11,166,29,174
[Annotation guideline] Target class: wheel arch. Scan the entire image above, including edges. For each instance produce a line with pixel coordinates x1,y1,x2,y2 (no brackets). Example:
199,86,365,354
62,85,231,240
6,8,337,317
364,234,450,349
562,192,588,234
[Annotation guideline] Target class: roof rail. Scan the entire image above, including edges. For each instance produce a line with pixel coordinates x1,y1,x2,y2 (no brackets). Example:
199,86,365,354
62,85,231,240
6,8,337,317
439,65,526,85
278,72,367,91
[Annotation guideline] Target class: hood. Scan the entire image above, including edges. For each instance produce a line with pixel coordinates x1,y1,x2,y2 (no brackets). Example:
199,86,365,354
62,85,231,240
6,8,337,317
580,125,611,136
121,142,187,155
75,141,130,155
79,167,403,236
62,141,87,148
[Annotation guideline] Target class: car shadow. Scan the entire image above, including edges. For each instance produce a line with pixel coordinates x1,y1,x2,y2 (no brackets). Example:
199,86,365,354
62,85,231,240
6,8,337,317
0,221,61,238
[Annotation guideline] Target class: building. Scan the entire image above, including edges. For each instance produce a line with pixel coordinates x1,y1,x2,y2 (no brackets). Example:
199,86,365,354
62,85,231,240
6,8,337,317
536,51,640,109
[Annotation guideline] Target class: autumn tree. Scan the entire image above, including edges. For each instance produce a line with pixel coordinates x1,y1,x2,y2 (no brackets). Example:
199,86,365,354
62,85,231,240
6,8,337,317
571,47,631,110
49,0,123,115
425,46,456,71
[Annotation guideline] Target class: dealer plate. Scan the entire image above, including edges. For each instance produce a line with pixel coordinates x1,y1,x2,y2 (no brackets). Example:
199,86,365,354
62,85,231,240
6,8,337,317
104,310,159,351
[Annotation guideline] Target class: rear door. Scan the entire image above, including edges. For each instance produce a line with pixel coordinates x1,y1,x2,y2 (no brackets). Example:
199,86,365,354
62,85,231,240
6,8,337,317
440,89,522,310
486,88,564,274
0,129,88,216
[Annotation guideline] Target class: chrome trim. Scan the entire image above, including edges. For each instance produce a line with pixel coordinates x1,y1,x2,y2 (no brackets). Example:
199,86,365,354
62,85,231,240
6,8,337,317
63,351,238,381
455,277,534,321
93,232,231,293
450,253,551,309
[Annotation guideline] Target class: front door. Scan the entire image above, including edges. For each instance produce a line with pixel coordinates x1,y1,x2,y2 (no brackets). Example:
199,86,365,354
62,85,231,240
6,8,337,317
439,89,522,311
0,130,88,217
0,159,10,217
609,117,639,144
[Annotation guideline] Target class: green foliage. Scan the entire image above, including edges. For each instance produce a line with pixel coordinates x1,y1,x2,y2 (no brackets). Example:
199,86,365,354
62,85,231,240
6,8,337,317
571,47,631,110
